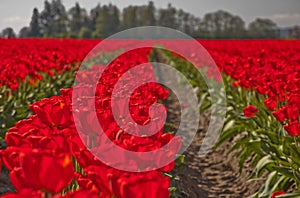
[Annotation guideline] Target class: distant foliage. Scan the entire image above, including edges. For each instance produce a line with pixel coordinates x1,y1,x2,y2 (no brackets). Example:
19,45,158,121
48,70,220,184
1,0,299,39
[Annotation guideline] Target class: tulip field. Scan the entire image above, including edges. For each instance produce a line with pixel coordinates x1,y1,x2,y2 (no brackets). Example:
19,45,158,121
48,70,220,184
0,38,300,198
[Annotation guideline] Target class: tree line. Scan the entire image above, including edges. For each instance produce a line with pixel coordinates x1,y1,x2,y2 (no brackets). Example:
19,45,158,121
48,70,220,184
1,0,300,39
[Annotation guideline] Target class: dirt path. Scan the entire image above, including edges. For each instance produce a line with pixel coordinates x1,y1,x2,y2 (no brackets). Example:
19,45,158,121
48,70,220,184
0,171,14,195
152,49,261,197
165,88,260,198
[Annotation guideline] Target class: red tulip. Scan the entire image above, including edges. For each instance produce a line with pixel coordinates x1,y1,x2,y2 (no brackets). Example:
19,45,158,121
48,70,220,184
8,149,74,193
58,190,99,198
30,96,73,129
284,120,300,136
243,105,258,118
1,189,42,198
271,190,285,198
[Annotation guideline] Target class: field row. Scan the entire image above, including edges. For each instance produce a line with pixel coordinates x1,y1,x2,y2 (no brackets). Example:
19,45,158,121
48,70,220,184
0,39,299,198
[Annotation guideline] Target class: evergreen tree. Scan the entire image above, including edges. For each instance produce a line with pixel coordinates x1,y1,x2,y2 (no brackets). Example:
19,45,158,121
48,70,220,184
122,6,138,29
136,2,156,26
29,8,42,37
93,5,109,38
51,0,68,37
145,1,156,26
109,4,120,34
39,0,68,37
40,0,53,37
68,2,88,37
93,4,120,38
89,4,102,32
157,4,177,29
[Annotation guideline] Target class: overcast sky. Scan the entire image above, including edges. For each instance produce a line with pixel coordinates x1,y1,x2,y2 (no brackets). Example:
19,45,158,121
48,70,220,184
1,0,300,32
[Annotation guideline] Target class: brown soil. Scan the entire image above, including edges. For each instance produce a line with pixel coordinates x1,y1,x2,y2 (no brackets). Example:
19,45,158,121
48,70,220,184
165,88,261,198
0,170,14,195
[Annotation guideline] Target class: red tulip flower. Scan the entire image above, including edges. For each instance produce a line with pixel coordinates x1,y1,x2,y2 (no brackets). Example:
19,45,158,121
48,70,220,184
243,105,258,118
271,190,285,198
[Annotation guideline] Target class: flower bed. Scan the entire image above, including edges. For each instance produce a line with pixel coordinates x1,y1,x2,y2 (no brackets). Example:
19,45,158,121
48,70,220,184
0,39,299,198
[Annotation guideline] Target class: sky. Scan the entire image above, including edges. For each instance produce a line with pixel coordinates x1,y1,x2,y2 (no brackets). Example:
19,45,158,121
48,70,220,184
1,0,300,33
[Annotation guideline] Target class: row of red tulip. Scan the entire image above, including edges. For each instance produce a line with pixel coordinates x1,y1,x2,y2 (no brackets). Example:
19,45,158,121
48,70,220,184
200,40,300,136
1,47,180,198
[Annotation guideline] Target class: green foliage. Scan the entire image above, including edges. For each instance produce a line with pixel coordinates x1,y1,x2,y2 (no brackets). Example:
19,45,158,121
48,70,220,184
68,2,88,37
39,0,69,37
200,10,246,39
157,4,178,29
1,27,16,38
3,1,289,39
78,27,92,39
121,6,138,29
28,8,42,37
92,4,120,38
157,47,300,197
121,2,156,30
0,50,123,144
0,67,76,141
218,76,300,197
155,48,211,112
248,18,279,39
